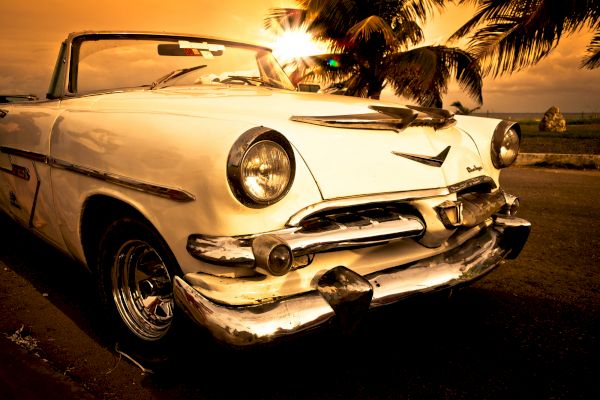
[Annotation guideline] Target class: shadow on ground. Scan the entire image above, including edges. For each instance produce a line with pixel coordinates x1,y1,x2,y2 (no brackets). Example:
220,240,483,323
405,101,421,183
1,167,599,399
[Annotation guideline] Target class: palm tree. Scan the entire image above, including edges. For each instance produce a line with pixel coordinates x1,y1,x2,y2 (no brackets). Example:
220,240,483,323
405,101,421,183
266,0,483,108
450,100,481,114
451,0,600,75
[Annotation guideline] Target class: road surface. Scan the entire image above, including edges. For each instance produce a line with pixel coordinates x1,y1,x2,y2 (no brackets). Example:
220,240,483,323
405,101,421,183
0,167,598,399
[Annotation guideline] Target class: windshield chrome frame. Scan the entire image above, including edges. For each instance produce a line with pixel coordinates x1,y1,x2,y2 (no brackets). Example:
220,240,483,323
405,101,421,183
47,31,291,99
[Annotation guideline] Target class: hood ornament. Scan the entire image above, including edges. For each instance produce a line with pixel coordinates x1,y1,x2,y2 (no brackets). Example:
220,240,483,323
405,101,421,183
290,105,456,133
391,146,451,167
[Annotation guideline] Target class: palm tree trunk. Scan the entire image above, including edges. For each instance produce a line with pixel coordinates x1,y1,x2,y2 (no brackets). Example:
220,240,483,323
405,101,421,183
367,77,385,100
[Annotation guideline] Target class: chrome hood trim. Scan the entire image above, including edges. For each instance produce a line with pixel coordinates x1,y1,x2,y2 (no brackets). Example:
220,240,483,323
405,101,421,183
290,105,456,133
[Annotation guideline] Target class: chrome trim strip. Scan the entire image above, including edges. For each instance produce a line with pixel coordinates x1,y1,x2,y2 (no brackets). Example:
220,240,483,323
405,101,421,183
283,216,424,255
290,105,456,133
174,216,531,346
286,176,496,227
287,188,448,227
0,146,195,202
391,145,451,167
28,162,41,228
187,216,425,267
291,112,415,133
447,175,496,194
0,146,49,163
51,158,195,202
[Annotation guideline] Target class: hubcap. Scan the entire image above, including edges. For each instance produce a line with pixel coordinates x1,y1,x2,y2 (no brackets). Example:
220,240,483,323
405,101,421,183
111,240,174,341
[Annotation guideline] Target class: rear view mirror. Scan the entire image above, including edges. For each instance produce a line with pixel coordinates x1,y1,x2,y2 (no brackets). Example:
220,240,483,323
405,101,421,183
158,41,224,58
298,83,320,93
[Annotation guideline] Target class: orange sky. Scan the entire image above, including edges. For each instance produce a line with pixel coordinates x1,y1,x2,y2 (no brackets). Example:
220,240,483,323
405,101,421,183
1,0,598,113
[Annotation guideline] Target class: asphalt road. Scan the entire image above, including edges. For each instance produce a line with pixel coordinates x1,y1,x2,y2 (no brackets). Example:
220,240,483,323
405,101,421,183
0,166,599,400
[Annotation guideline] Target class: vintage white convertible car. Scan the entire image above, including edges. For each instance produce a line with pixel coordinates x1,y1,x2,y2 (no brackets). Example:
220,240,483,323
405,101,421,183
0,31,530,347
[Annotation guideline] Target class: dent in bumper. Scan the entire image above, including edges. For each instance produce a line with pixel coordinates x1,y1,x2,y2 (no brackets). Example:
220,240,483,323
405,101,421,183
174,216,530,346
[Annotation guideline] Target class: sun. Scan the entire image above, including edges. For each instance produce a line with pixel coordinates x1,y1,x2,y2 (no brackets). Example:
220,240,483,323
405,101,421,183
271,30,327,63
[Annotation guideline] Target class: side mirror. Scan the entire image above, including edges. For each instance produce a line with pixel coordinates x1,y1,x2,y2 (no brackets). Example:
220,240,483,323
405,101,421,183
297,83,320,93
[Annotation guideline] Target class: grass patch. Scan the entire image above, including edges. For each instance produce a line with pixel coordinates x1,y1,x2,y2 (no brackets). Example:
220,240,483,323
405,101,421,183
532,161,599,170
518,118,600,155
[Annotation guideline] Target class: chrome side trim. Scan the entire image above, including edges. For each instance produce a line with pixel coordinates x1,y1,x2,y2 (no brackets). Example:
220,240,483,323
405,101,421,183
0,146,195,202
174,216,531,346
28,162,42,228
187,215,425,267
0,146,49,163
286,176,496,227
51,158,196,202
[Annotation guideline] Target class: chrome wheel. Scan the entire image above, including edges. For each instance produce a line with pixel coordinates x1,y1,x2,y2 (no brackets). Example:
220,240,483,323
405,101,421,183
111,239,174,341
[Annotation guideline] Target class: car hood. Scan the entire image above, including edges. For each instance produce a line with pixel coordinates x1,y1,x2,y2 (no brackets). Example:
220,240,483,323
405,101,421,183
91,87,488,199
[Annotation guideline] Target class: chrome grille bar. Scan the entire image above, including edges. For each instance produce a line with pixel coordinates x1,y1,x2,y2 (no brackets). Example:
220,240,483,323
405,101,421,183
187,210,425,267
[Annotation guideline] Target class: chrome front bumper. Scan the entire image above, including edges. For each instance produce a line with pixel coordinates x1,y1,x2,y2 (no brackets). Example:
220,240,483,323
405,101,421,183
174,216,530,346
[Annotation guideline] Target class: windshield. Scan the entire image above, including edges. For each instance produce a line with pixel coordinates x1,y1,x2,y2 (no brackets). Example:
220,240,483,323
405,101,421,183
71,36,295,94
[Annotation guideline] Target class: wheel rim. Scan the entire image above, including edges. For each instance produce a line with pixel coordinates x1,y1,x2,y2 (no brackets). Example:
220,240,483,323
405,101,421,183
111,239,174,341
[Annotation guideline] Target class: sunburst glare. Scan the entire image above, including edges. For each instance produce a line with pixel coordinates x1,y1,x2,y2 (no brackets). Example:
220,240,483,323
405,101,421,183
271,29,327,63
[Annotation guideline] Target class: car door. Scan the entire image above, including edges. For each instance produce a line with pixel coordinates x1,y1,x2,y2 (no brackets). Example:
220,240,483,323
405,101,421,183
0,101,63,240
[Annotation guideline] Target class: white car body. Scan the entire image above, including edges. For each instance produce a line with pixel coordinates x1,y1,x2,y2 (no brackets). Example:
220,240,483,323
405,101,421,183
0,32,530,347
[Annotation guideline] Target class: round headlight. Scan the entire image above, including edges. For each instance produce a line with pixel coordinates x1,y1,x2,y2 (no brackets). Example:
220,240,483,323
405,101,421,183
492,122,521,168
499,129,520,165
227,127,296,207
241,140,291,203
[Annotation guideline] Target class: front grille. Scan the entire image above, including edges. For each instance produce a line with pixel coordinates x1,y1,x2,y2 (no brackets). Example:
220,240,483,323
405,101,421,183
297,203,423,235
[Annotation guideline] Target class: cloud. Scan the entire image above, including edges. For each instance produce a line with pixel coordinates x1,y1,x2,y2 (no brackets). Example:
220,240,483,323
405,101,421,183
1,1,597,112
443,31,600,113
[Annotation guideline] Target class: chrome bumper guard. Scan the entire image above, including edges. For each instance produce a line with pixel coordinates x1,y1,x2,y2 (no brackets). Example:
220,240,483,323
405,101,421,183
174,215,531,346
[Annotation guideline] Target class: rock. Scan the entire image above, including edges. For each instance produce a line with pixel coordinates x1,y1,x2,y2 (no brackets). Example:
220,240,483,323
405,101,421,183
539,106,567,132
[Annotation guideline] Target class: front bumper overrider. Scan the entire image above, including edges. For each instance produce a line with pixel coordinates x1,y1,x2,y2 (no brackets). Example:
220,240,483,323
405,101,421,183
173,215,530,346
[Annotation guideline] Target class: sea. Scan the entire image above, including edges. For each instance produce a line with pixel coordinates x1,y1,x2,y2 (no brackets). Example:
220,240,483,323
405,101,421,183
471,112,599,121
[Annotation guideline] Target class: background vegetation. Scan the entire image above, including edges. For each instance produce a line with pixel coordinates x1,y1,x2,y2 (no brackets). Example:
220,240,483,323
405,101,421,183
516,117,600,154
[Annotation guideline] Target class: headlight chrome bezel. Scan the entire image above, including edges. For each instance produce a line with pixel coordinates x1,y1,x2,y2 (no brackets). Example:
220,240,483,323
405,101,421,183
227,127,296,208
491,120,521,169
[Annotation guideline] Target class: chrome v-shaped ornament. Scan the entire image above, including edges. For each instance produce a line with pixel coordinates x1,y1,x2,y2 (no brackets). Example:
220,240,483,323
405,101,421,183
391,146,451,167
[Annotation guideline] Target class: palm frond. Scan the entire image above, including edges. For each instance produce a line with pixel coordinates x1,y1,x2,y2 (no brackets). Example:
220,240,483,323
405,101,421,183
265,1,484,103
467,19,558,76
451,0,528,40
397,0,446,24
393,20,424,48
453,0,600,73
582,29,600,69
450,100,481,114
387,46,482,107
347,15,396,45
264,8,307,31
287,53,358,86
